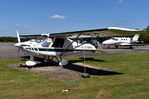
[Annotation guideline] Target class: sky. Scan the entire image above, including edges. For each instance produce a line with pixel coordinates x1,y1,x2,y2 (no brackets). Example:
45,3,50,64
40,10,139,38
0,0,149,37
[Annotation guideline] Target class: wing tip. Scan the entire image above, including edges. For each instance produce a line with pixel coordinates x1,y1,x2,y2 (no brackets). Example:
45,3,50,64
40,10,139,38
108,27,142,31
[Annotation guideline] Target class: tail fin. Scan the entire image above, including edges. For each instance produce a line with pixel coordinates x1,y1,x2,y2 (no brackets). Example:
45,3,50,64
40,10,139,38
132,34,140,42
90,37,100,48
16,30,21,43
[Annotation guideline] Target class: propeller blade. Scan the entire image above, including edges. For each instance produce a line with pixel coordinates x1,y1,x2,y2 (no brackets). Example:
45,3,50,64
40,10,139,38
17,47,21,58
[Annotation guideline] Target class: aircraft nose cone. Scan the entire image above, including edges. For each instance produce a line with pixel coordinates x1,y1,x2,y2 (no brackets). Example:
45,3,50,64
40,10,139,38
102,41,108,45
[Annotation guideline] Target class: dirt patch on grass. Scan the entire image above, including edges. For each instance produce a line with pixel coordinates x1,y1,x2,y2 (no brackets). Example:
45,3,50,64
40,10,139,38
9,61,122,82
9,63,82,81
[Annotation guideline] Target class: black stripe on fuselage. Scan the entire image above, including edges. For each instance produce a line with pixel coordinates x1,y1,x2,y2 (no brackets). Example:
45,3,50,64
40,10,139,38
25,47,92,52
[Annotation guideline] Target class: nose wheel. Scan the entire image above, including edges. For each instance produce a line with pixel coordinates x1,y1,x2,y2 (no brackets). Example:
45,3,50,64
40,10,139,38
130,45,133,49
115,45,118,48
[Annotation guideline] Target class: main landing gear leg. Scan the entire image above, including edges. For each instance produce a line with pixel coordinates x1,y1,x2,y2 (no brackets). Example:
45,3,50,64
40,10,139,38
130,45,133,49
48,56,68,66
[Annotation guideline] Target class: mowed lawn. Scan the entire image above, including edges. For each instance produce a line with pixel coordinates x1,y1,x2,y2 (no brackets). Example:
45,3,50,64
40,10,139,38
0,53,149,99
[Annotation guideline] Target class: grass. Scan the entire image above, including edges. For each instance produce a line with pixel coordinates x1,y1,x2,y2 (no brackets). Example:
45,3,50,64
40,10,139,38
0,53,149,99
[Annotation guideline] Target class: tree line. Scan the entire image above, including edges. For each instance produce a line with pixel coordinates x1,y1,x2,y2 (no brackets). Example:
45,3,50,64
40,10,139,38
0,37,30,42
0,37,17,42
0,35,149,43
0,26,149,43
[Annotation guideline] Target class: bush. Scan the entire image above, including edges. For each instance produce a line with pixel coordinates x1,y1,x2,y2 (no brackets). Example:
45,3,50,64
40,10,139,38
140,33,149,44
0,37,17,42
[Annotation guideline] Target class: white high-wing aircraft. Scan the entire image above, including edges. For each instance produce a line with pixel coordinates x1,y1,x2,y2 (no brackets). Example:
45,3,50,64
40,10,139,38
102,34,140,49
15,27,143,66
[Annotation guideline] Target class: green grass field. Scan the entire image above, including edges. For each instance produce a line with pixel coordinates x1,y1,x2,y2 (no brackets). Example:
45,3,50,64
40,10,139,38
0,53,149,99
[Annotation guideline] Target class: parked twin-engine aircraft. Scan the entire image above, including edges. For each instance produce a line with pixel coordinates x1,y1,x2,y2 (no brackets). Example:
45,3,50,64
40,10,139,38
102,34,140,49
15,27,143,67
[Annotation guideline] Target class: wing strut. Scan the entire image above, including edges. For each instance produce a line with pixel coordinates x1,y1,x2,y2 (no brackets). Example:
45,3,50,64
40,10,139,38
60,32,82,57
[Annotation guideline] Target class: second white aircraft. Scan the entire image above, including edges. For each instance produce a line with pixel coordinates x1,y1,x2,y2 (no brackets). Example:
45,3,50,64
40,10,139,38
102,34,140,49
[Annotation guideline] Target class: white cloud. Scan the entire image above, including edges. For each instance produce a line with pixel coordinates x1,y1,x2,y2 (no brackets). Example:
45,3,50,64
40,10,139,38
49,14,65,19
14,24,27,27
118,0,124,3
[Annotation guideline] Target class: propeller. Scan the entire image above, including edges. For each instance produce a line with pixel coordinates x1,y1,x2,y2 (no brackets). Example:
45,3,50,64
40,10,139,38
15,29,22,59
17,47,22,59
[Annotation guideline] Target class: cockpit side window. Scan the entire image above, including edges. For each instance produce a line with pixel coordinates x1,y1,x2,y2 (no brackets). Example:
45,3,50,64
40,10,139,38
111,37,118,41
52,38,65,48
36,35,48,43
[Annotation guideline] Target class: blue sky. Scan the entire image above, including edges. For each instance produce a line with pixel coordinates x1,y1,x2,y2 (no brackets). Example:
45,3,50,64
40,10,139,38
0,0,149,36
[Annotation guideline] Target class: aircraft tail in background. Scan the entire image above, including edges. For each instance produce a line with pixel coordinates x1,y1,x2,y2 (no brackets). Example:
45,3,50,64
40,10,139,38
132,34,140,42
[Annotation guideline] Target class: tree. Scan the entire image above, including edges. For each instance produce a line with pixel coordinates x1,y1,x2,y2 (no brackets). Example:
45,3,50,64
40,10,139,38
145,26,149,32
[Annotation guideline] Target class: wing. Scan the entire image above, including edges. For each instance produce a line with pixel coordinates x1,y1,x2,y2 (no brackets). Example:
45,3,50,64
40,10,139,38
21,27,146,38
50,27,147,38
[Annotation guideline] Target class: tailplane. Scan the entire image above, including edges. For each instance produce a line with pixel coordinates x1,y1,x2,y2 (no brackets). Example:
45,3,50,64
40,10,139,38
132,34,140,42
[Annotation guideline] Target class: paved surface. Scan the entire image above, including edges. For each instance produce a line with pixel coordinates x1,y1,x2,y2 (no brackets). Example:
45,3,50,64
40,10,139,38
0,43,18,59
0,43,149,59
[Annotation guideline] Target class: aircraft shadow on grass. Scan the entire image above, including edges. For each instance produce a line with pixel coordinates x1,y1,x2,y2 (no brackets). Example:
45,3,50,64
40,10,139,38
70,57,106,63
20,56,122,76
64,58,122,76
